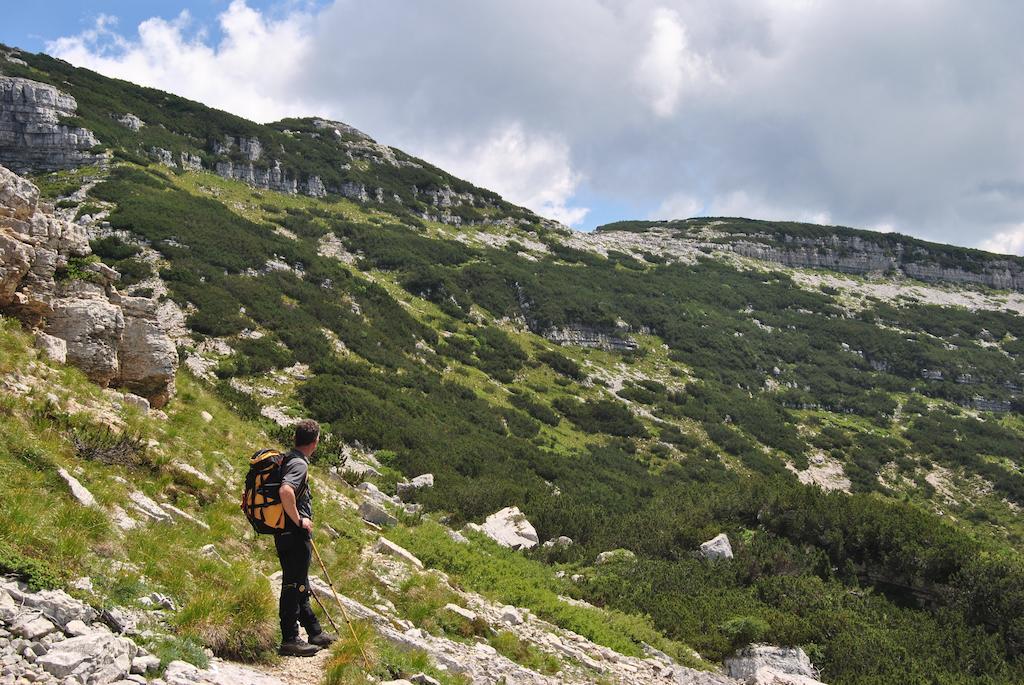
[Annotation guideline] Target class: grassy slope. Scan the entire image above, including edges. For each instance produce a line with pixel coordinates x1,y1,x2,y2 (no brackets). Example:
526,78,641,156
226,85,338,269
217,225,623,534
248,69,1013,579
0,317,705,683
5,46,1024,682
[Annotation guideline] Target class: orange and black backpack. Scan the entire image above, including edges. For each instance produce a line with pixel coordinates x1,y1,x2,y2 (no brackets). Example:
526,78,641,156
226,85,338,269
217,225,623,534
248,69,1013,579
241,449,302,534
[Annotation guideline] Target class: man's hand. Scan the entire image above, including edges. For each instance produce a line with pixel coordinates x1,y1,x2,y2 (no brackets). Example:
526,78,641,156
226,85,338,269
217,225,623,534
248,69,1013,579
280,483,304,528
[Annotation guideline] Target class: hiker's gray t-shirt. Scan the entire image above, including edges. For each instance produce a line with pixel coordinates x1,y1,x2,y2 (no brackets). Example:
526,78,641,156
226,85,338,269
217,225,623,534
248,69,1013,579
281,450,313,523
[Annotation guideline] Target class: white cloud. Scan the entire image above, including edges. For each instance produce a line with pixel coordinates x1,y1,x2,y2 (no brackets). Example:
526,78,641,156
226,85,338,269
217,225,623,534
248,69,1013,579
39,1,1024,247
423,123,589,227
702,190,832,225
979,226,1024,256
633,7,718,117
46,1,317,123
649,192,702,220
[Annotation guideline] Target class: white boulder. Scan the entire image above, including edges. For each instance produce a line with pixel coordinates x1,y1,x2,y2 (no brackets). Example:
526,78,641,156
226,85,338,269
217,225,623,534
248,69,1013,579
699,533,734,560
480,506,539,549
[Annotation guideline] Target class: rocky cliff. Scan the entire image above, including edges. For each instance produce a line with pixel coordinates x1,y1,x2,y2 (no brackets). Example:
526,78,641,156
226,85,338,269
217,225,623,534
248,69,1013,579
589,220,1024,293
0,164,176,407
729,234,1024,290
0,76,107,174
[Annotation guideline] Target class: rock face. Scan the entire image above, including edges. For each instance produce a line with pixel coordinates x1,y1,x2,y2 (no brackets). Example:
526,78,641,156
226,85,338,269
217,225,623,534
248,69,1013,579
725,645,825,685
544,325,638,352
0,164,177,406
0,77,106,173
214,159,299,195
480,506,539,549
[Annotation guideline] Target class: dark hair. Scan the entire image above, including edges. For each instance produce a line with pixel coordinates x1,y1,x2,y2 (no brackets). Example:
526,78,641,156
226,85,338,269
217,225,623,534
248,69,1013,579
294,419,320,447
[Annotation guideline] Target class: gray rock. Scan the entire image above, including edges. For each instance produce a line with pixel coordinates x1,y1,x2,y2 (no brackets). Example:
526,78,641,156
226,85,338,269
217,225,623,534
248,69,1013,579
160,503,209,530
358,501,397,527
57,468,97,508
542,535,573,549
63,620,91,638
127,491,171,523
35,632,136,683
121,393,150,413
162,658,286,684
0,77,106,173
4,587,96,629
725,645,823,685
373,538,423,569
479,506,539,549
443,603,477,622
33,332,66,364
409,674,441,685
116,296,178,408
595,549,636,565
130,654,160,675
396,473,434,501
499,605,523,626
11,614,56,641
115,114,144,132
699,533,734,561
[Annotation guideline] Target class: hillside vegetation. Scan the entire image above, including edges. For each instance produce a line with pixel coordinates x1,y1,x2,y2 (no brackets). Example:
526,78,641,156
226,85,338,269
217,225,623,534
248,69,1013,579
4,45,1024,684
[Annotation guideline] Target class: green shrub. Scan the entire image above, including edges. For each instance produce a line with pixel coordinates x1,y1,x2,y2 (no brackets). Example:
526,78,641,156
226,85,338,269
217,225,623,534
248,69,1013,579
0,541,62,590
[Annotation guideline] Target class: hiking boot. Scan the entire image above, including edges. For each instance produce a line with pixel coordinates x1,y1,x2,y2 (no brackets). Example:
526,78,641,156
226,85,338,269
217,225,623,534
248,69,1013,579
308,631,336,647
279,638,320,657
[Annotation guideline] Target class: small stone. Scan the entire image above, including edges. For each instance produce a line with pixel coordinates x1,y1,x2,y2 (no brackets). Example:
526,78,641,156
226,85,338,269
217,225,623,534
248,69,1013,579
499,606,523,625
199,410,213,423
62,621,90,638
130,654,159,675
410,674,441,685
56,468,97,508
373,538,423,568
542,535,574,549
121,394,150,413
443,604,477,622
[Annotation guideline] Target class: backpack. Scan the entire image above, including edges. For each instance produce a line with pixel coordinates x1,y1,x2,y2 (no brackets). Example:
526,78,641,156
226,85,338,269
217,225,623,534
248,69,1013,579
241,448,301,534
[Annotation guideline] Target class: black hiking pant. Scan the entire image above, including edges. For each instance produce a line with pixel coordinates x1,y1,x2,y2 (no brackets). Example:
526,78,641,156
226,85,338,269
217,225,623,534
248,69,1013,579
274,530,322,641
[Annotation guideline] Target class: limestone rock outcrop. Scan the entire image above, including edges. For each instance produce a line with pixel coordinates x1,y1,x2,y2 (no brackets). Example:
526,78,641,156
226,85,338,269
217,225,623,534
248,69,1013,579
0,164,177,406
0,76,107,173
544,325,638,352
725,645,825,685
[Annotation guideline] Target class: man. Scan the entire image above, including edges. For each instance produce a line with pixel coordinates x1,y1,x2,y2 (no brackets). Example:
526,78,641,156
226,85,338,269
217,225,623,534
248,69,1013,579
275,419,336,656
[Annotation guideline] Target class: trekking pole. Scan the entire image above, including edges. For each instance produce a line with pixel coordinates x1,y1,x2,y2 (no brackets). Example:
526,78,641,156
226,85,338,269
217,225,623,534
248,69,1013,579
310,538,370,668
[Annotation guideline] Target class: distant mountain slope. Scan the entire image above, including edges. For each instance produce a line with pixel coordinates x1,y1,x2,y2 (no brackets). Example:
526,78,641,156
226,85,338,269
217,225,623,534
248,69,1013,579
595,217,1024,291
4,44,1024,684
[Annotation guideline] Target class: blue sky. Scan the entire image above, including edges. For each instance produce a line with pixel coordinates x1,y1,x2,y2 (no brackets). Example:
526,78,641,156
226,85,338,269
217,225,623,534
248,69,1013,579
4,1,1024,250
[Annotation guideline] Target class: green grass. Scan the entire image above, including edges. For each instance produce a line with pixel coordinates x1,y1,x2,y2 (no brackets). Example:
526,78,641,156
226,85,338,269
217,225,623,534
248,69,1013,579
488,630,561,674
322,620,469,685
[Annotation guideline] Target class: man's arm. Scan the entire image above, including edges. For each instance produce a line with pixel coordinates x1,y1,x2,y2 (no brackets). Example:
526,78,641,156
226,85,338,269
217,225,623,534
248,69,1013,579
279,484,312,532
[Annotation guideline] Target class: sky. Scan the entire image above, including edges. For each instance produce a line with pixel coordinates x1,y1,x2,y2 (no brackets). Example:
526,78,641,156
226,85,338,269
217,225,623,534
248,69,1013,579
2,1,1024,253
